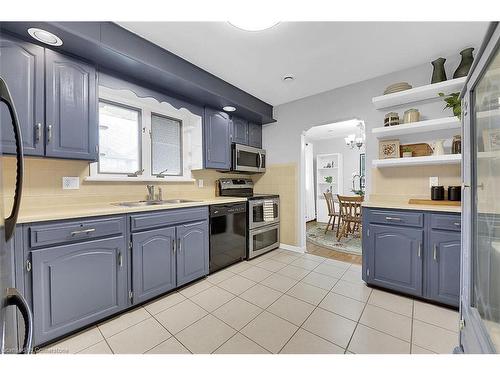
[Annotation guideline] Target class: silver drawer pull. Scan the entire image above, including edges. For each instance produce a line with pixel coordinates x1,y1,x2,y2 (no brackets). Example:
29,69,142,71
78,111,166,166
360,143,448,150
385,216,402,221
454,222,460,227
118,251,123,268
70,228,96,236
433,244,438,261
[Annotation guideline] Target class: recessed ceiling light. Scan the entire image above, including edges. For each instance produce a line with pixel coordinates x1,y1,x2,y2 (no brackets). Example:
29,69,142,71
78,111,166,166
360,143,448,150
229,21,279,32
28,28,63,46
282,75,295,82
223,106,236,112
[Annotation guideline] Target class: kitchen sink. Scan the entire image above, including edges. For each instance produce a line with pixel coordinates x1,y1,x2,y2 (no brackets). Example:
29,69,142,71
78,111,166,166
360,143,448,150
114,199,200,207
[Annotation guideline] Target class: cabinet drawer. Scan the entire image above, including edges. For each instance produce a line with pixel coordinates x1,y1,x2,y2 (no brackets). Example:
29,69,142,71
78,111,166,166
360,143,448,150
370,210,423,227
28,216,125,249
130,206,208,232
430,214,461,231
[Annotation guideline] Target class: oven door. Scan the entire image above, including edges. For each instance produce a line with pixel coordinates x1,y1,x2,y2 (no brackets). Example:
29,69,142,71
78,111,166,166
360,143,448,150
248,224,280,259
233,144,266,173
249,198,280,229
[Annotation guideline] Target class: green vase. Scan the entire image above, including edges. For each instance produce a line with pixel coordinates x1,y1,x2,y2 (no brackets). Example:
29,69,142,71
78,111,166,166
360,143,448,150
431,57,447,84
453,48,474,78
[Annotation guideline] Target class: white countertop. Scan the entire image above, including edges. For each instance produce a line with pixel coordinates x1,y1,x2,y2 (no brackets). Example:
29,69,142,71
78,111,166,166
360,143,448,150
16,197,248,224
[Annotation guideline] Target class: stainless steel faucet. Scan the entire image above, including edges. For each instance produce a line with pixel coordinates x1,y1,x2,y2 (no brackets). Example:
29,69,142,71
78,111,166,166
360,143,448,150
157,187,163,201
146,185,155,201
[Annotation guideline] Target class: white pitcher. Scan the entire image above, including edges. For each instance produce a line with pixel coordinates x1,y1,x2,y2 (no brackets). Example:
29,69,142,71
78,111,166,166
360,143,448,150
432,140,445,156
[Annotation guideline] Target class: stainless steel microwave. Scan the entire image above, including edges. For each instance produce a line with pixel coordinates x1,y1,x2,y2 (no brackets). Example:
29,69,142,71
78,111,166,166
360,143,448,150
232,144,266,173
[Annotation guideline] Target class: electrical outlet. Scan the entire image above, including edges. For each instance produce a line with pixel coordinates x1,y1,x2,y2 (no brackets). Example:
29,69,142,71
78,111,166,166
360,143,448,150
197,179,204,188
62,177,80,190
429,176,439,188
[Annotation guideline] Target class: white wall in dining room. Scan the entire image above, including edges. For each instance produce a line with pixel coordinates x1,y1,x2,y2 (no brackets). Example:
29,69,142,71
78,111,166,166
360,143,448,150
311,137,364,198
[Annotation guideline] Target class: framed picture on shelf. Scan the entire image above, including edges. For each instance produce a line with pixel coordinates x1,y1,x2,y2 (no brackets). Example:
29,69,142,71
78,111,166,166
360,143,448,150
482,129,500,151
379,139,400,159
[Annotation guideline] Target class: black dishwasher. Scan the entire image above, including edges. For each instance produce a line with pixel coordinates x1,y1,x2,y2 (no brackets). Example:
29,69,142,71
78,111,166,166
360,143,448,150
209,203,247,273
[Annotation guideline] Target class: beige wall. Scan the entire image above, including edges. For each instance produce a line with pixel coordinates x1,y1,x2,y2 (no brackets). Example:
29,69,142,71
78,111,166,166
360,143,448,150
371,164,461,200
253,163,298,246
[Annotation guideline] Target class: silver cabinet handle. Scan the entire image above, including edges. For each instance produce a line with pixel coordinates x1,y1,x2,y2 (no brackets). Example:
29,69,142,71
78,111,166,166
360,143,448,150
417,242,422,258
433,244,438,261
70,228,96,236
172,239,176,254
35,123,42,144
46,124,52,143
386,216,402,221
178,238,182,253
118,251,123,268
454,222,460,227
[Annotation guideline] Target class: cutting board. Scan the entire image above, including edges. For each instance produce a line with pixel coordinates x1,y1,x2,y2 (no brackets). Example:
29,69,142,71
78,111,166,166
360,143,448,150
408,199,461,207
400,143,433,157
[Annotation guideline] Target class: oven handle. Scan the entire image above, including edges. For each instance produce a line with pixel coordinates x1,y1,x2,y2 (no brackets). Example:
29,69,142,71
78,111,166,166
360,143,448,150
249,223,280,236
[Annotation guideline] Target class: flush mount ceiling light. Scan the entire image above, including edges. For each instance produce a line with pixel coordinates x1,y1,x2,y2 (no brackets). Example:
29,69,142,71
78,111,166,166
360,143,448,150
229,21,279,32
28,28,63,46
282,75,295,82
223,106,236,112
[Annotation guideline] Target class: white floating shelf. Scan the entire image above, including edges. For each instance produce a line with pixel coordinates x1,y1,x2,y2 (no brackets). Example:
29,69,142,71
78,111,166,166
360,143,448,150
372,77,466,110
372,154,461,168
372,117,460,138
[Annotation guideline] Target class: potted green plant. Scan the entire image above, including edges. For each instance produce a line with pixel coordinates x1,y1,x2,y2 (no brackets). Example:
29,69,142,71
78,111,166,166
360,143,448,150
402,146,413,158
324,176,333,184
438,92,461,119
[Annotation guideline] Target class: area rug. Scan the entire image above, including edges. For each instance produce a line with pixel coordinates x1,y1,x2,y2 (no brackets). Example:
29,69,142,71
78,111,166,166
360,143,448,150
306,221,362,256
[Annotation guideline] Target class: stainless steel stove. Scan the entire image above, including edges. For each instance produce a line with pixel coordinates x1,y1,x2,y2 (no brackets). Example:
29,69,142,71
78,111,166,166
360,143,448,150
217,178,280,259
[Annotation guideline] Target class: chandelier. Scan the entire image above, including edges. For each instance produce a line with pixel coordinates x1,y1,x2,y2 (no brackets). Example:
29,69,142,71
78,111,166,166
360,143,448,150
344,121,365,150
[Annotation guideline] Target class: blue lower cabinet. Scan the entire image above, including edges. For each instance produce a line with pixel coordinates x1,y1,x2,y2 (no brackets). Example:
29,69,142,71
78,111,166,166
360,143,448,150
132,227,177,304
428,230,461,307
367,224,423,297
363,208,461,307
31,236,127,345
176,221,209,286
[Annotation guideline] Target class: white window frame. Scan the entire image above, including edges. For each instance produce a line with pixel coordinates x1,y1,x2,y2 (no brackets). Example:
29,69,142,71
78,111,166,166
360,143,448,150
88,86,201,182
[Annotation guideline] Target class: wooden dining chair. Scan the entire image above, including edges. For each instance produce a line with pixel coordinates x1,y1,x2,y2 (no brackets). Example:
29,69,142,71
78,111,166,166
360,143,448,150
323,192,342,238
336,195,364,240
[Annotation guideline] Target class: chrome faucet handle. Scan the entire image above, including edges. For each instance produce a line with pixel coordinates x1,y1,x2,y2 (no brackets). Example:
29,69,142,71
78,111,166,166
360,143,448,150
146,185,155,201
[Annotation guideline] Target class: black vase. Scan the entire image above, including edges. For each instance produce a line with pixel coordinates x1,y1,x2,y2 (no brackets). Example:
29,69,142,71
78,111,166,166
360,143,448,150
431,57,447,84
453,48,474,78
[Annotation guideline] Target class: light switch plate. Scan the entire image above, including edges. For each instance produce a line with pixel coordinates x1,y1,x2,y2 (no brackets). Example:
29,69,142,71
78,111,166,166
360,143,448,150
62,177,80,190
429,176,439,187
197,179,204,188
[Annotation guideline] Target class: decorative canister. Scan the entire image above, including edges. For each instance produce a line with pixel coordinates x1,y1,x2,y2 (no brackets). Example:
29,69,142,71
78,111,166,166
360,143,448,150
452,135,462,154
453,48,474,79
431,186,445,201
384,112,399,127
431,57,447,83
403,109,420,124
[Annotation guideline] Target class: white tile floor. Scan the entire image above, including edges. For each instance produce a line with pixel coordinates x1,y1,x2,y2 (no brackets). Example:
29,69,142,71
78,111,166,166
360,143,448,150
38,248,460,354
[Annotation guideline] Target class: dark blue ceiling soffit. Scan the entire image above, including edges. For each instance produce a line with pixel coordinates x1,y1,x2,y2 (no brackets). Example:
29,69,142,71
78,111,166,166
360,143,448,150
0,21,275,125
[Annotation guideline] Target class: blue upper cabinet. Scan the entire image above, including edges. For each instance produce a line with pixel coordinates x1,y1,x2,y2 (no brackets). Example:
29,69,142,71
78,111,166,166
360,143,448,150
232,116,249,145
248,122,262,148
203,107,232,170
367,223,424,297
0,35,45,156
45,49,98,161
428,230,461,307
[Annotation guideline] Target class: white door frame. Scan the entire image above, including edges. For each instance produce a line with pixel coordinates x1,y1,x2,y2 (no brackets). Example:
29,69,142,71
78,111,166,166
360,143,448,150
298,132,308,251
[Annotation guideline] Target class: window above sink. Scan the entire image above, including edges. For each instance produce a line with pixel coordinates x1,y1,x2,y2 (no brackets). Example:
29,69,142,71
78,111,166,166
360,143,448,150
87,86,203,182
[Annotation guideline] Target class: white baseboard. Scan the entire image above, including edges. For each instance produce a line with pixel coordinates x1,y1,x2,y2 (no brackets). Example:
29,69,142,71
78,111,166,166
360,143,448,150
279,243,306,254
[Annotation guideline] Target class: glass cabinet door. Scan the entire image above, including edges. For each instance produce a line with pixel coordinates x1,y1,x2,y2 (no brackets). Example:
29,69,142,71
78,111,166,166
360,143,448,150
471,39,500,352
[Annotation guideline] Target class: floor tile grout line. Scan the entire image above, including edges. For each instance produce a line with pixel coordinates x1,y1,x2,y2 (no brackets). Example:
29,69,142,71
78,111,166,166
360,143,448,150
146,335,193,354
343,288,375,354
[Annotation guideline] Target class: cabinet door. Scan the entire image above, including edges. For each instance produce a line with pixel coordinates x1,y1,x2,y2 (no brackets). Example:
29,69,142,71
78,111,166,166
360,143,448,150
0,35,45,156
31,237,127,345
367,224,423,297
45,49,98,161
132,227,176,304
203,108,232,170
428,230,461,307
232,116,248,145
176,221,209,286
248,122,262,148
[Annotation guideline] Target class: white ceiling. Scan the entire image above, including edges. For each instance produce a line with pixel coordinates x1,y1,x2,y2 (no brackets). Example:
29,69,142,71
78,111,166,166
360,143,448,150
305,119,363,141
118,22,489,106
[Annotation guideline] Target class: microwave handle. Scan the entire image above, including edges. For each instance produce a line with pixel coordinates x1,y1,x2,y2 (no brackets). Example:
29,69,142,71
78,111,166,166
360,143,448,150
258,152,262,169
0,78,24,242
